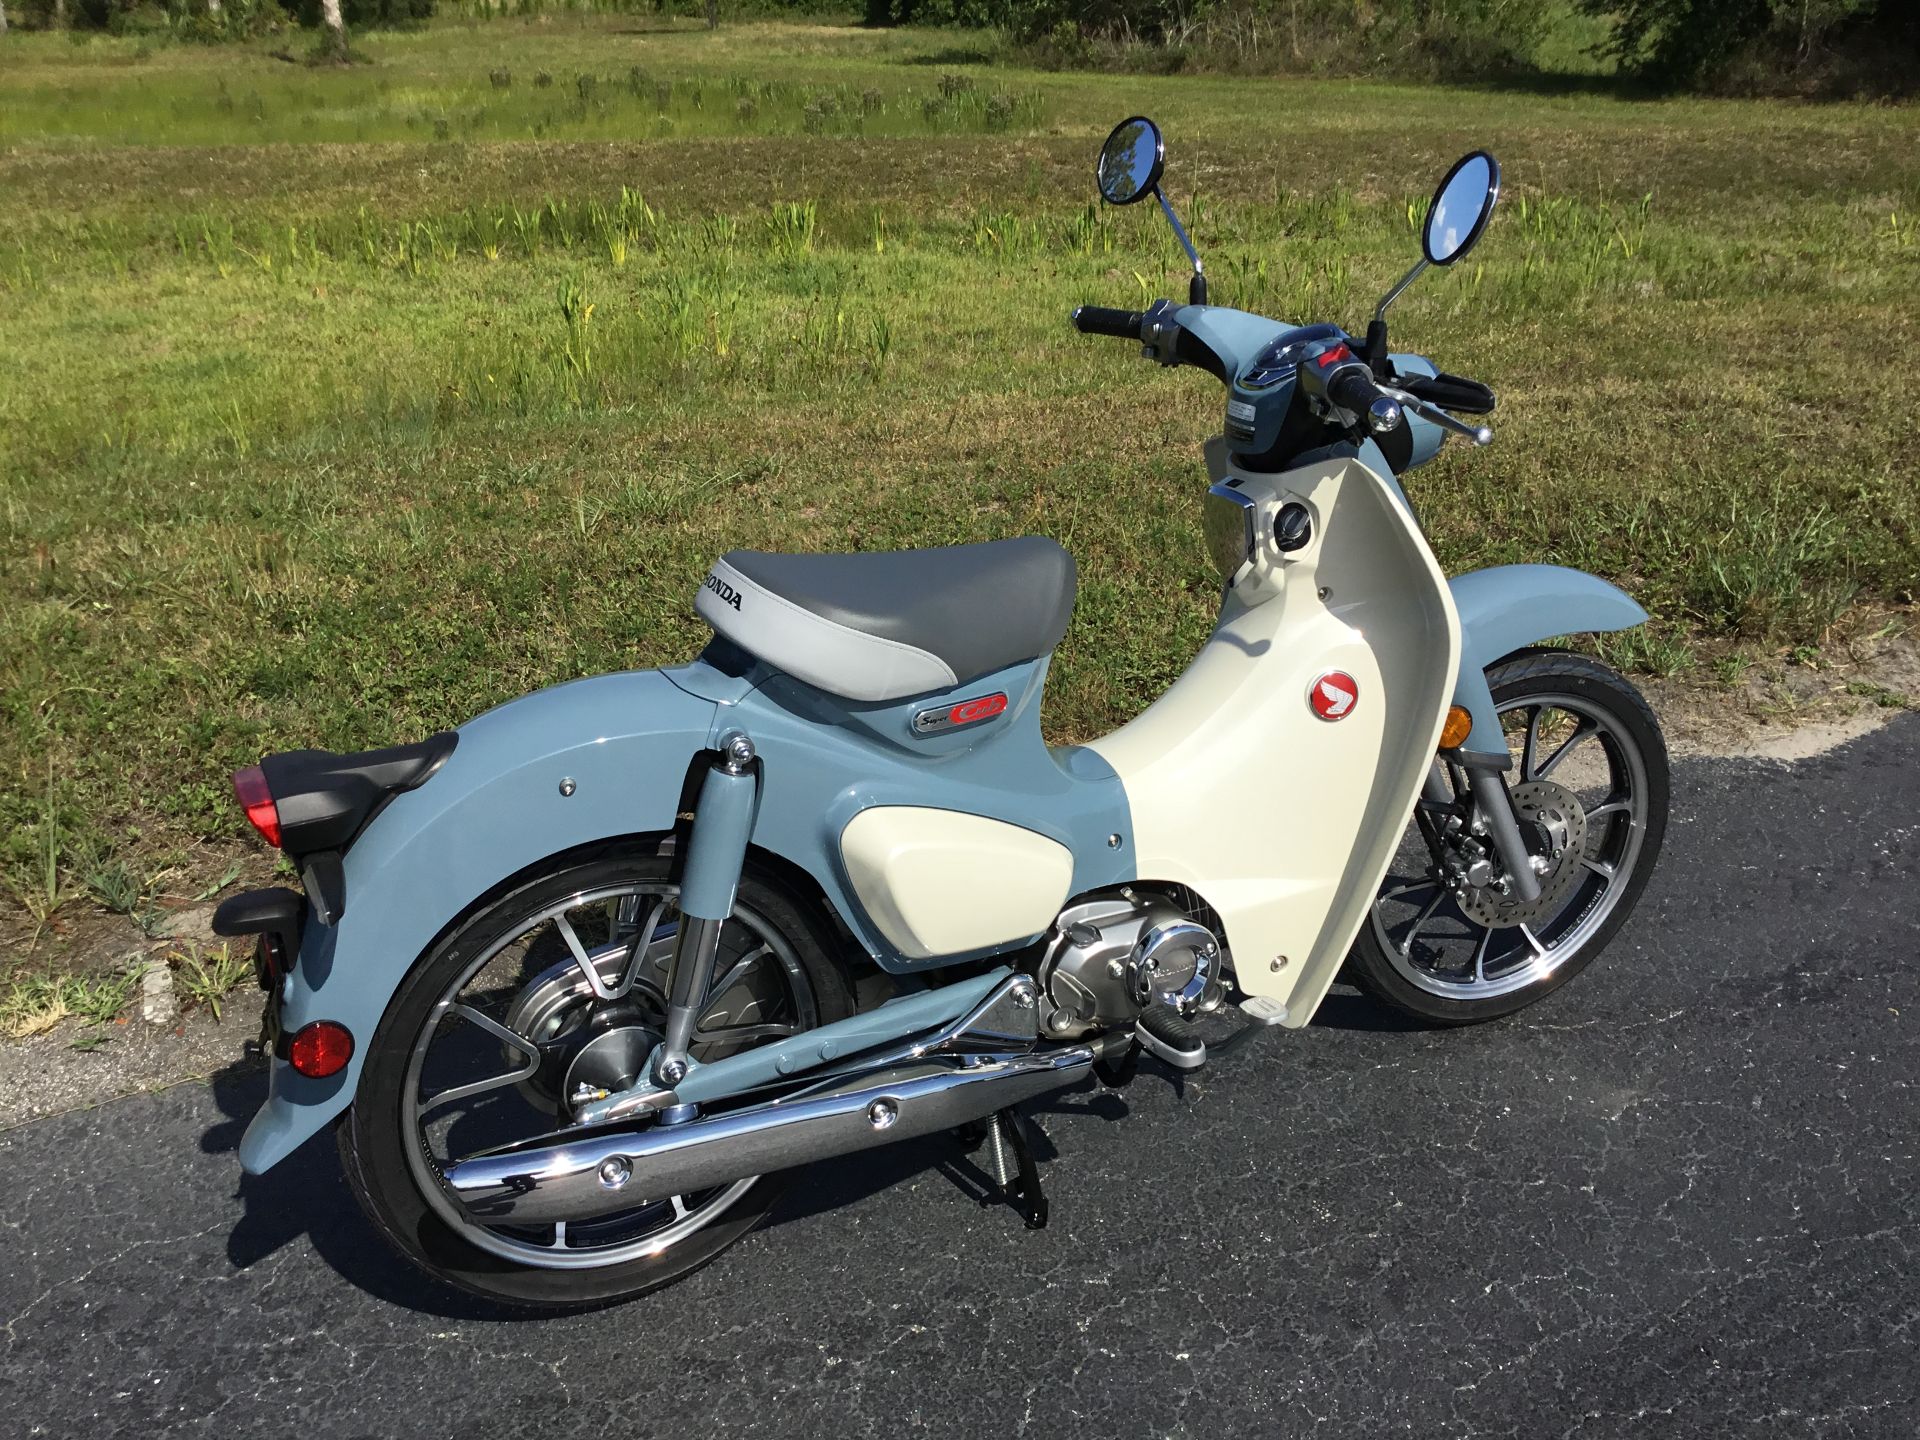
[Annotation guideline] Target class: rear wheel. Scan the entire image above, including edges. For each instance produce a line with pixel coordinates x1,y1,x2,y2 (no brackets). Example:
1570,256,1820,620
1350,650,1668,1025
339,842,851,1309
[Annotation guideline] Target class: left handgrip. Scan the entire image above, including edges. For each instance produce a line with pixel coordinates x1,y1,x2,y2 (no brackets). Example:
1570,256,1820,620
1071,305,1145,339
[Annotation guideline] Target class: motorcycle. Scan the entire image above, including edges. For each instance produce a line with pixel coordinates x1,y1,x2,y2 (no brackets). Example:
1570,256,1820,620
214,117,1669,1308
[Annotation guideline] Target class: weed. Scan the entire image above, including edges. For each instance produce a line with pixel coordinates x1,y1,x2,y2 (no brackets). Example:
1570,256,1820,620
766,200,816,260
191,859,244,902
87,857,144,914
1846,681,1911,709
4,762,80,946
0,961,148,1039
169,943,252,1020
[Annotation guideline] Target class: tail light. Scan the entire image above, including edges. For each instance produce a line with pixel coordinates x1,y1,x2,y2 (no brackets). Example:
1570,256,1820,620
231,765,282,849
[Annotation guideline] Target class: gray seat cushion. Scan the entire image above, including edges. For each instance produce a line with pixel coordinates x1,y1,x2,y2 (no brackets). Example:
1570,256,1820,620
694,537,1077,703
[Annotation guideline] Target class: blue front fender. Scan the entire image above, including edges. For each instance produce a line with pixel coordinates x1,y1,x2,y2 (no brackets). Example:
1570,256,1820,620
1449,565,1649,756
239,668,717,1174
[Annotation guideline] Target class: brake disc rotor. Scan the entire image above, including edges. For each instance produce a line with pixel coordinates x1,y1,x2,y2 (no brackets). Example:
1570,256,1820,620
1457,778,1589,928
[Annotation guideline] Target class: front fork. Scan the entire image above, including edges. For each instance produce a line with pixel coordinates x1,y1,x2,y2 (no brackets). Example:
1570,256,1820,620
1421,757,1543,904
652,731,759,1089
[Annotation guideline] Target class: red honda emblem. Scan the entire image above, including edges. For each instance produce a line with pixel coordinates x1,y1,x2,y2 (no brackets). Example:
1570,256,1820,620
1309,670,1359,721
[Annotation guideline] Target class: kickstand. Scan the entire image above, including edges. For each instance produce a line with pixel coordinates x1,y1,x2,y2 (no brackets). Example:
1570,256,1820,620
982,1106,1049,1230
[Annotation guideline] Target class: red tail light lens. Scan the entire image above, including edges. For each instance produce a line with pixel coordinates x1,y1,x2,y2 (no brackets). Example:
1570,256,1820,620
231,765,282,849
287,1020,354,1078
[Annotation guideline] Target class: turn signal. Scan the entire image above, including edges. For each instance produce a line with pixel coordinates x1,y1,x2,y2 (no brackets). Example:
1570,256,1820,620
231,765,282,849
287,1020,354,1078
1438,705,1473,750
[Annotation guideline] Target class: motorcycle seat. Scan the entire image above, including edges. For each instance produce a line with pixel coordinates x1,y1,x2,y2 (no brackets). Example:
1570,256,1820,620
694,537,1077,703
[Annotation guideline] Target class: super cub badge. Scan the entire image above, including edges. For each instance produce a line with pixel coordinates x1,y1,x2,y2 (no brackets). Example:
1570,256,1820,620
1309,671,1359,721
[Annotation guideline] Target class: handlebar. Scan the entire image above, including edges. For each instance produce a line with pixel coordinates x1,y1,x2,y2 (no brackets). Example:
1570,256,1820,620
1325,364,1397,429
1071,305,1145,340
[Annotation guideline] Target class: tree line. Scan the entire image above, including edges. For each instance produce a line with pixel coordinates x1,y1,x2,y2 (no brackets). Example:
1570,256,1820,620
3,0,1912,97
865,0,1916,96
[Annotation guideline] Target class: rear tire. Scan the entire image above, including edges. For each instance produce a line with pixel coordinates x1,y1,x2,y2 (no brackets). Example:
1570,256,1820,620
1348,650,1669,1026
338,841,852,1310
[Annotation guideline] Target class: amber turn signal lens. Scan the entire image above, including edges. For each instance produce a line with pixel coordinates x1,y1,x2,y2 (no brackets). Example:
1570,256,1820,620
287,1020,354,1079
1438,705,1473,750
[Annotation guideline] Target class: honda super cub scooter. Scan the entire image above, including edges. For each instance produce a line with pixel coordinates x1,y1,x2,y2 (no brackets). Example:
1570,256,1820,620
214,118,1668,1308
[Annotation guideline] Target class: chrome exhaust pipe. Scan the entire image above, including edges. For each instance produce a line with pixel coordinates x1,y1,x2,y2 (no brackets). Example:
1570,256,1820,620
443,1045,1096,1227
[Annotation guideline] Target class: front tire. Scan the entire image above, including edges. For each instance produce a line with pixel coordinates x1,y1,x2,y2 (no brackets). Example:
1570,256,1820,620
1349,650,1669,1025
338,841,852,1309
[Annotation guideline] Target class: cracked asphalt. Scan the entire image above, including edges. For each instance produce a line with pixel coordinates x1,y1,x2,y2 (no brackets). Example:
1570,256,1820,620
3,716,1916,1439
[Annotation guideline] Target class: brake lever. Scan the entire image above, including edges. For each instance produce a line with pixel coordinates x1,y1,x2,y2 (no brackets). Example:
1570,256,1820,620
1381,385,1493,447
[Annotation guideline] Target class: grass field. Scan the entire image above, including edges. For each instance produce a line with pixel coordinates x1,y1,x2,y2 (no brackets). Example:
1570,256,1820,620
2,15,1918,965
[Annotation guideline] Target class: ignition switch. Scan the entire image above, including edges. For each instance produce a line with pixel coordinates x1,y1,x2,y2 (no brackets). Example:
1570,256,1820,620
1273,503,1313,553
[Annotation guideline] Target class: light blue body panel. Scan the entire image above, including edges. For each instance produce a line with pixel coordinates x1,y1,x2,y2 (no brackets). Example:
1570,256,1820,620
241,651,1134,1173
239,669,718,1173
1447,565,1650,754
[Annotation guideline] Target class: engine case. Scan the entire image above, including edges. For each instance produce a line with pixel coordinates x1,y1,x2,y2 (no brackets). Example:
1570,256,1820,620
1037,889,1223,1039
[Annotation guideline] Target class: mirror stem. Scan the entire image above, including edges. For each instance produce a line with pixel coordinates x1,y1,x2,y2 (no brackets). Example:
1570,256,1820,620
1154,188,1206,303
1373,258,1428,326
1365,258,1427,375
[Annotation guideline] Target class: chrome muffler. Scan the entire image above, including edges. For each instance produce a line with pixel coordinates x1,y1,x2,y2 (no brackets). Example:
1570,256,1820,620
444,1044,1098,1227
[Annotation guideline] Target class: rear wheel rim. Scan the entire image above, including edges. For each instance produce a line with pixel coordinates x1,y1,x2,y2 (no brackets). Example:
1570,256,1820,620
399,879,817,1270
1370,686,1651,1002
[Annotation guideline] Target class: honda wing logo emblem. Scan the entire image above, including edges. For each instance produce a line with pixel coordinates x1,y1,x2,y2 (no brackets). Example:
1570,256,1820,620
1309,671,1359,721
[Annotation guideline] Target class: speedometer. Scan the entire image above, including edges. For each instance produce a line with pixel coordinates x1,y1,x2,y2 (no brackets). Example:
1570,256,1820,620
1239,323,1348,390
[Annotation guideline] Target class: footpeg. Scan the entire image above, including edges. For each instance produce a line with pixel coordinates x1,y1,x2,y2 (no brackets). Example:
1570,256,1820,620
1136,1006,1206,1070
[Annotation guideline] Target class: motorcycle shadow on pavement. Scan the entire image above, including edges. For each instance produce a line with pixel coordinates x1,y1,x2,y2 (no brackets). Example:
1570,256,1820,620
198,1056,508,1318
197,1057,1134,1319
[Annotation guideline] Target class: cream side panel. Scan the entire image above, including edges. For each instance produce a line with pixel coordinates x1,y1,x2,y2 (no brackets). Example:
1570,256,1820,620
1088,456,1460,1023
840,807,1075,960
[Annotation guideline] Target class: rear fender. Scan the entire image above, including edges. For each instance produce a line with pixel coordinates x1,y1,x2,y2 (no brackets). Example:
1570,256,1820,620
1449,565,1649,757
239,668,717,1174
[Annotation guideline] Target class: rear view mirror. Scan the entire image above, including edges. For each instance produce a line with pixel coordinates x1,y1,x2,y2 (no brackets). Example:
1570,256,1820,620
1424,151,1501,266
1094,115,1207,304
1096,116,1164,207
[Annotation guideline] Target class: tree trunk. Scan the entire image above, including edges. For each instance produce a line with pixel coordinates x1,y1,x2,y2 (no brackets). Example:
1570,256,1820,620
208,0,222,16
318,0,346,58
705,0,717,29
52,0,66,28
0,0,9,36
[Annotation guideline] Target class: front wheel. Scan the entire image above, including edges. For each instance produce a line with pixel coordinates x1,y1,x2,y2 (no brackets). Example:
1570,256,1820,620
1350,650,1669,1025
338,841,852,1309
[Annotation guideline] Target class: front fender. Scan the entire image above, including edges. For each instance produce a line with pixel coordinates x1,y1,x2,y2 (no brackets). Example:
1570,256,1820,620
1449,564,1649,755
239,668,717,1174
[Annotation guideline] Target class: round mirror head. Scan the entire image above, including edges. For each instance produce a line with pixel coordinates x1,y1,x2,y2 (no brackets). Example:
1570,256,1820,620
1423,150,1501,266
1097,116,1164,206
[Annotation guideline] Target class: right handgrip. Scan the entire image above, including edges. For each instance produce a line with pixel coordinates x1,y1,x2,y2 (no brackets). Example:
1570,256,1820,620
1071,305,1145,340
1325,363,1389,417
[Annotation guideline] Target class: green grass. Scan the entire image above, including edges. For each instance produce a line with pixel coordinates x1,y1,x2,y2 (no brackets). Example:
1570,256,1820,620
2,14,1919,952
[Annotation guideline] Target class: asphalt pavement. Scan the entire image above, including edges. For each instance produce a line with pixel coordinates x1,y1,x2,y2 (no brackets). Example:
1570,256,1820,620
3,716,1916,1439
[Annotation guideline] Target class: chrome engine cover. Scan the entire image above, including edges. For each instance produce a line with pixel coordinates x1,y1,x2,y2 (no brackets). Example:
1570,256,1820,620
1037,890,1225,1039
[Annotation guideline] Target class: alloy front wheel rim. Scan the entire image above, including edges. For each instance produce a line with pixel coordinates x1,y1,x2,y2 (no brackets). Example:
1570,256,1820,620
1370,688,1650,1002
